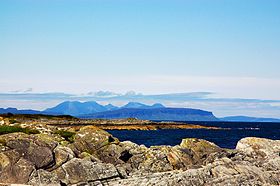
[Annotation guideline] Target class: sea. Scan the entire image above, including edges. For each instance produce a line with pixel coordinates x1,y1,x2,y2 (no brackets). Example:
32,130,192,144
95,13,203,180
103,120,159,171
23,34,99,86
107,121,280,149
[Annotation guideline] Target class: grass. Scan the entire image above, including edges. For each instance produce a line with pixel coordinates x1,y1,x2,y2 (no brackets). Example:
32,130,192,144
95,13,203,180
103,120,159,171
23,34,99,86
54,130,76,143
0,125,40,135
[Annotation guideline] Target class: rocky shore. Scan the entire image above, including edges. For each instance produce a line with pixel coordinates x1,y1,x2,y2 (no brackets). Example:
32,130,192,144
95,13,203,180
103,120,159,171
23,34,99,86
0,114,221,130
0,115,279,185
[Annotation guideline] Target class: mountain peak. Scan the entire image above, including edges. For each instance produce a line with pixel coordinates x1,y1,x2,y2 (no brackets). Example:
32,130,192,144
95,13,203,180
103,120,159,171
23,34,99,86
151,103,165,108
122,102,165,109
104,104,119,111
45,101,106,116
122,102,147,109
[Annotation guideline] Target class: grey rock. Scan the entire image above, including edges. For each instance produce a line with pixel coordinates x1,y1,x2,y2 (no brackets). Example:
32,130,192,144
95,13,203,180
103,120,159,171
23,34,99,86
0,133,57,169
48,146,75,171
236,137,280,158
0,153,34,184
108,157,280,186
28,169,60,185
53,158,120,184
69,126,119,156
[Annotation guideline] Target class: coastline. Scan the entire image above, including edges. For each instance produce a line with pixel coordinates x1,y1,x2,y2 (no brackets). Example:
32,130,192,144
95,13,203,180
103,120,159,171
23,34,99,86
0,114,222,130
0,114,279,185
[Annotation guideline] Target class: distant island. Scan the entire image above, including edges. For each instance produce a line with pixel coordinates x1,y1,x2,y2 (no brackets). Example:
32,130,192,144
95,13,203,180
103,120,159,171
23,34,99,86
221,116,280,123
0,101,280,122
0,101,218,121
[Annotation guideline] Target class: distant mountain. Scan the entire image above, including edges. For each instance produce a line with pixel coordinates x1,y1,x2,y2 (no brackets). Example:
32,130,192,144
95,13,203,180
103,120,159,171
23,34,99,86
0,102,217,121
80,108,218,121
149,103,165,109
44,101,108,116
11,101,280,123
0,108,42,115
221,116,280,123
122,102,165,109
44,101,165,116
104,104,119,111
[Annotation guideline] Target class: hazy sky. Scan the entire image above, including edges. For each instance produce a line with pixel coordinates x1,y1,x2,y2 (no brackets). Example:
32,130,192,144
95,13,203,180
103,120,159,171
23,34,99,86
0,0,280,116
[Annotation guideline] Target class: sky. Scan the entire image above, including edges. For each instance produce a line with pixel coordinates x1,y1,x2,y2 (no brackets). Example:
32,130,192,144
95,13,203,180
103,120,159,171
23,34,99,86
0,0,280,117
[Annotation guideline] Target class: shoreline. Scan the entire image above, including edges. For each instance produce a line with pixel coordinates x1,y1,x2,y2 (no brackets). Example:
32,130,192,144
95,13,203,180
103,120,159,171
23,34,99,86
0,114,223,130
0,114,279,185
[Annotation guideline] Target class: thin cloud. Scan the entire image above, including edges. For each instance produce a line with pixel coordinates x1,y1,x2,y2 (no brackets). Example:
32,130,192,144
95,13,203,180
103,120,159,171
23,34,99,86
0,91,280,118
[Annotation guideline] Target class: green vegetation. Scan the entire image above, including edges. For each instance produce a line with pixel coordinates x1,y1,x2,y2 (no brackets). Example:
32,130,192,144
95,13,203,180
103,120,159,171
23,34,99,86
0,113,76,120
0,125,40,135
9,119,17,124
54,130,76,143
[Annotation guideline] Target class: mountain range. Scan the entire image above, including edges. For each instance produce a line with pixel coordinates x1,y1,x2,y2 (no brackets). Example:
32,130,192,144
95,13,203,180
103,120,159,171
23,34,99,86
0,101,280,122
44,101,165,116
80,108,218,121
0,108,42,115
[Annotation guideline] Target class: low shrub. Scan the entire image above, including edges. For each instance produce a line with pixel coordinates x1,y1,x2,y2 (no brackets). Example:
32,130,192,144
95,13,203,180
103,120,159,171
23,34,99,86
0,125,40,135
54,130,76,143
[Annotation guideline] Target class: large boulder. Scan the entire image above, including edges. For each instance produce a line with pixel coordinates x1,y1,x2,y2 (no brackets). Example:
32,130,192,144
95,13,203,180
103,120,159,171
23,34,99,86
166,138,223,170
69,126,119,156
236,137,280,171
236,137,280,158
0,150,34,184
180,138,222,159
53,158,120,185
48,146,75,171
0,133,58,169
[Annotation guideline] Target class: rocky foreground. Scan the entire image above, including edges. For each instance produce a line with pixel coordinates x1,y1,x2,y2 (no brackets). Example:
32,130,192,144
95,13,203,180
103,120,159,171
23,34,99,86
0,116,279,185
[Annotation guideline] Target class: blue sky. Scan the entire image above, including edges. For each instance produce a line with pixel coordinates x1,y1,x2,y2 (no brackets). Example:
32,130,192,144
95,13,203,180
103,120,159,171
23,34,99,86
0,0,280,117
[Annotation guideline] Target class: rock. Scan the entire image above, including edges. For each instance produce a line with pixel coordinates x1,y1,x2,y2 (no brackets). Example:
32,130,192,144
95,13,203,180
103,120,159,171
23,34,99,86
69,126,119,156
236,137,280,158
108,156,280,186
236,137,280,173
135,145,174,173
53,158,120,185
79,151,101,163
48,146,75,171
0,151,34,184
166,145,198,170
0,133,57,169
180,138,221,159
0,117,4,125
28,169,60,185
96,143,127,165
91,138,223,175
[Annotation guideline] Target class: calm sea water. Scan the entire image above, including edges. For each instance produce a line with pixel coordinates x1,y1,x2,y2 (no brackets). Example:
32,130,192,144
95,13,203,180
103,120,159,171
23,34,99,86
107,121,280,149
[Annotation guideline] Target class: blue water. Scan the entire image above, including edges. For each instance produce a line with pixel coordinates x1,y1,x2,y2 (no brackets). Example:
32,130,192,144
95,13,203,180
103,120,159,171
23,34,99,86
107,121,280,149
